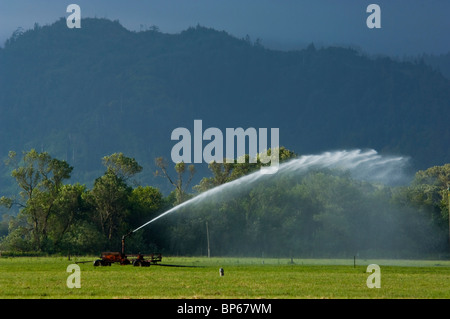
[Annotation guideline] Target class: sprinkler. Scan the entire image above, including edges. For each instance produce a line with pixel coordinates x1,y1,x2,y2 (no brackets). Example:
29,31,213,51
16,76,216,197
93,231,162,267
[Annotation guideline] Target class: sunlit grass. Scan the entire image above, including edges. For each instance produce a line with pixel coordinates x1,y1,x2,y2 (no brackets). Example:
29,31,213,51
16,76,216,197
0,256,449,299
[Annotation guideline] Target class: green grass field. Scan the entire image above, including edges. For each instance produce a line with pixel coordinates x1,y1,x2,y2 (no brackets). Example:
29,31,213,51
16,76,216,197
0,256,449,299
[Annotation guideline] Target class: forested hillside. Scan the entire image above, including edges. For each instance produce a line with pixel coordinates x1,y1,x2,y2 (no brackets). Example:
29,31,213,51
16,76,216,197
0,18,449,196
419,52,450,80
0,18,449,257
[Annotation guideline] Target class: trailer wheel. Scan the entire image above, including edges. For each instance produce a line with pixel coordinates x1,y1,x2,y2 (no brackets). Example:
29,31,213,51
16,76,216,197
133,259,142,267
93,260,102,267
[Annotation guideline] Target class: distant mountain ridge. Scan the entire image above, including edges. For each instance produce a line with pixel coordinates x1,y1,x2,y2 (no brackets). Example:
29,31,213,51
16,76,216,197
0,18,449,193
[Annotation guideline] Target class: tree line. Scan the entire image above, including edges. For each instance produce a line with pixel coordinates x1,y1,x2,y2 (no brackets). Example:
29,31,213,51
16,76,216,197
0,148,449,258
0,150,165,254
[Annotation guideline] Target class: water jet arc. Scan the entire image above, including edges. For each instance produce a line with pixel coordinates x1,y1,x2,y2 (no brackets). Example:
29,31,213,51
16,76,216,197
132,149,408,233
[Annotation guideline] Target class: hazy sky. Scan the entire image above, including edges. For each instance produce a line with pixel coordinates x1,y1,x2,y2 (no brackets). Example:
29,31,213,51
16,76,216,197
0,0,449,56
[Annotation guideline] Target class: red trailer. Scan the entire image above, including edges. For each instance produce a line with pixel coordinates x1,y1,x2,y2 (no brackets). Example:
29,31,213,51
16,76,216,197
93,232,162,267
93,251,162,267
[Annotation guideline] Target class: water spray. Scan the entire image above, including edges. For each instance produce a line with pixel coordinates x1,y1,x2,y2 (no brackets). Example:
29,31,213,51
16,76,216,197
132,149,409,233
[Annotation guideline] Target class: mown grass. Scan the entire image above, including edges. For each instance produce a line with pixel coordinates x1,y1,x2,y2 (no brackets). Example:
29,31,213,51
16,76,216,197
0,256,449,299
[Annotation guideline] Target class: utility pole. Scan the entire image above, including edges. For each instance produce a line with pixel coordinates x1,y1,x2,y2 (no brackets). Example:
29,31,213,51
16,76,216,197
206,221,211,258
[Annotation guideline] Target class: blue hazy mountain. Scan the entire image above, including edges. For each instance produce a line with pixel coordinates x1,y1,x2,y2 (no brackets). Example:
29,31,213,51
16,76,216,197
0,18,449,192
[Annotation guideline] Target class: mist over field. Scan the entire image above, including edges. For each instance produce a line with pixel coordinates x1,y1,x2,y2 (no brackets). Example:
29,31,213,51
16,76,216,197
137,150,447,258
